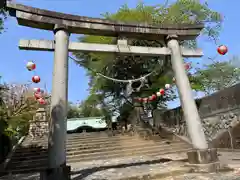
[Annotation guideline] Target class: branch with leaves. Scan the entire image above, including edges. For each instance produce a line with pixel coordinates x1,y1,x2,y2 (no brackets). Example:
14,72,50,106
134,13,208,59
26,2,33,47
72,0,222,116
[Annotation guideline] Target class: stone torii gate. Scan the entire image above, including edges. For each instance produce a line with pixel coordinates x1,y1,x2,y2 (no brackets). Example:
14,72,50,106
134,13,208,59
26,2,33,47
5,1,219,179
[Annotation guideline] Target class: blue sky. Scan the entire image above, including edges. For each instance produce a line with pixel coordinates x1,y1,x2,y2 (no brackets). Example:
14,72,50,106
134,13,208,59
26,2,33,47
0,0,239,108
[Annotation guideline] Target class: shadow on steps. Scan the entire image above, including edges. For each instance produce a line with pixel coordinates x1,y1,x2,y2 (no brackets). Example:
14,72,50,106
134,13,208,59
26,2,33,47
71,158,185,180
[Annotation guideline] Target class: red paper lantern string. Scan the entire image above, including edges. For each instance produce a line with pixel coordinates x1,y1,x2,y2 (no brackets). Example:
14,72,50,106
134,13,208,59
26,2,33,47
217,45,228,55
33,87,41,93
26,61,36,71
32,75,41,83
34,92,42,100
38,98,46,105
151,94,157,100
138,98,142,102
184,63,191,70
135,82,171,103
135,44,229,104
159,88,165,95
143,98,148,103
25,61,49,105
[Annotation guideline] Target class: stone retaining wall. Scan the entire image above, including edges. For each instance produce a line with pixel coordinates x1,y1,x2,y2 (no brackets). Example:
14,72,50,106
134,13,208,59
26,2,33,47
155,83,240,148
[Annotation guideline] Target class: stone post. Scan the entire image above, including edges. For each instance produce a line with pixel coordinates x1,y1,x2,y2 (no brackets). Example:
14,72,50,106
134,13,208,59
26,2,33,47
29,108,48,139
166,35,207,150
46,24,70,180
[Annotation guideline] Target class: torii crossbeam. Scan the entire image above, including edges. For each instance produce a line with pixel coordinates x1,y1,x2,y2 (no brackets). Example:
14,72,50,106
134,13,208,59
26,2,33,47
19,39,203,57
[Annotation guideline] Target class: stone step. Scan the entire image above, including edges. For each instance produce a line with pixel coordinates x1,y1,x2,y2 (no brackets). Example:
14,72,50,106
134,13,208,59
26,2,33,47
29,133,126,141
7,147,191,172
9,144,190,169
66,132,115,138
23,135,142,145
39,131,172,143
13,139,175,157
11,141,187,161
66,144,190,162
16,137,175,152
19,136,177,151
66,138,170,149
21,135,145,147
4,131,190,174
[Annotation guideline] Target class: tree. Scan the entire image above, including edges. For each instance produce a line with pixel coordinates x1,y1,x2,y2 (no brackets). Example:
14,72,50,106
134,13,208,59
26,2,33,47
0,81,8,134
194,56,240,94
67,102,81,118
0,83,44,139
78,94,105,117
73,0,222,115
0,1,7,34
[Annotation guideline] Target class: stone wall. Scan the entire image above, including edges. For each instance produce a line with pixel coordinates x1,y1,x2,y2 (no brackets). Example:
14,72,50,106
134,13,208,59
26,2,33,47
155,83,240,149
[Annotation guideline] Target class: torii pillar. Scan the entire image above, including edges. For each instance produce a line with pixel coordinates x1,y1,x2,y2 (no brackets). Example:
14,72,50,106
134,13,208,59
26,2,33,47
44,24,70,180
166,35,219,169
166,35,208,149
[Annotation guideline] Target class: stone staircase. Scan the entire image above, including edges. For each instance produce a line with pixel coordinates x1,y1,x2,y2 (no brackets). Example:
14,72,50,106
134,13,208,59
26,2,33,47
2,131,191,174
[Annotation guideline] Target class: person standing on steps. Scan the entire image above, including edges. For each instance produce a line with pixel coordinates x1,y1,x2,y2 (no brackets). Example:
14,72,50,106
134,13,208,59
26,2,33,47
121,119,128,135
111,122,117,136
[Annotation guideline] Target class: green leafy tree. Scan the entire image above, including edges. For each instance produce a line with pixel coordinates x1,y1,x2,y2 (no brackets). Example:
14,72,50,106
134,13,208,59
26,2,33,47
0,83,41,139
73,0,222,114
0,81,8,134
78,94,105,117
0,1,7,34
67,102,81,118
194,56,240,94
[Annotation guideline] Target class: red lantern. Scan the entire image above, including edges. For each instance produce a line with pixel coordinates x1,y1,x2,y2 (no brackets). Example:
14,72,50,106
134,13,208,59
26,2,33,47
138,98,142,102
33,87,41,93
148,96,153,101
159,88,165,95
34,92,42,99
143,98,148,103
184,63,191,70
38,98,46,105
151,94,157,100
32,75,40,83
217,45,228,55
26,61,36,71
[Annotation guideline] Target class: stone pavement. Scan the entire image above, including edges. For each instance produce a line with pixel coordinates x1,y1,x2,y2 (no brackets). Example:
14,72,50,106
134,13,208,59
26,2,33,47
69,151,240,180
0,152,189,180
1,151,240,180
218,151,240,169
70,153,189,180
160,151,240,180
161,172,240,180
